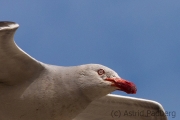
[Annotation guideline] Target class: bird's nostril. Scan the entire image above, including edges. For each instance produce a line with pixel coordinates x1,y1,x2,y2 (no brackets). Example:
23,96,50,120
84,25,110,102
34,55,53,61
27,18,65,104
125,81,131,85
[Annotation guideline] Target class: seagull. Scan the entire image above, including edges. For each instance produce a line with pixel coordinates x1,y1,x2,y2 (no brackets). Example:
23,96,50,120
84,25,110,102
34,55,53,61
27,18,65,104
0,21,167,120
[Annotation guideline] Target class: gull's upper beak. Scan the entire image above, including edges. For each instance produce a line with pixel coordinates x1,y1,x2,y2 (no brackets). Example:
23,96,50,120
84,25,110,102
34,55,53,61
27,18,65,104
105,78,137,94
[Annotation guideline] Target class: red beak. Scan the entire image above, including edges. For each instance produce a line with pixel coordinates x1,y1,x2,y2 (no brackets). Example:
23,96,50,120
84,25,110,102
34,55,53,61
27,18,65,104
105,78,137,94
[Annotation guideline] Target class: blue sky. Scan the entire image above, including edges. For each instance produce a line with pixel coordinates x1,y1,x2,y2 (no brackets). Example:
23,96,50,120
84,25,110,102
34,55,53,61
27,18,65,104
1,1,179,119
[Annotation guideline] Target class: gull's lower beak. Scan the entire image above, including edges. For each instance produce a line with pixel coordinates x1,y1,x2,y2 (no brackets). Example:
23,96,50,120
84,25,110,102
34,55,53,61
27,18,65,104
105,78,137,94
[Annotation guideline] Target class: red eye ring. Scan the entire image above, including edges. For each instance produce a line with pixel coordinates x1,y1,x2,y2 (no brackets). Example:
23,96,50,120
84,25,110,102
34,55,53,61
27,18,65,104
97,69,105,75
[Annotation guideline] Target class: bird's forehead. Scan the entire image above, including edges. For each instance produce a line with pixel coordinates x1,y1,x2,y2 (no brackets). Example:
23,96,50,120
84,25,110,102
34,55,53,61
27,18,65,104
86,64,111,70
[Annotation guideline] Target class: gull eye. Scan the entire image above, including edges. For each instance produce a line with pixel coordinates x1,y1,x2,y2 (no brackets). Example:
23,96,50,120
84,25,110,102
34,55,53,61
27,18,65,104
97,69,105,75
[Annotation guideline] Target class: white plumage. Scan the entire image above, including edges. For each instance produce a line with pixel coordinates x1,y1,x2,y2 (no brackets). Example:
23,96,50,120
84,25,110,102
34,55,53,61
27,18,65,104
0,21,167,120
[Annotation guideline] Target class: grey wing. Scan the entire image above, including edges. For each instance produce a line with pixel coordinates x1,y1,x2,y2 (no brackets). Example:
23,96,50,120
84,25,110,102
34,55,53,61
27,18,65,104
0,21,44,85
73,94,168,120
